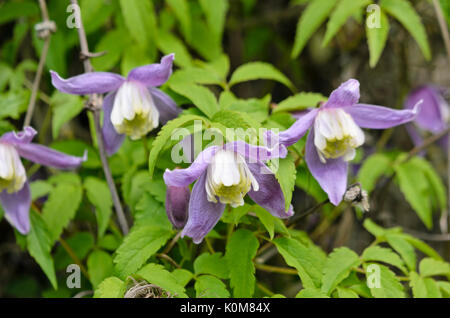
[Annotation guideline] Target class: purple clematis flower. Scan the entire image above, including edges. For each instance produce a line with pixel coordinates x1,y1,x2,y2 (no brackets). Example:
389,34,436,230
50,54,181,155
163,141,293,244
276,79,420,206
0,127,86,234
404,85,449,151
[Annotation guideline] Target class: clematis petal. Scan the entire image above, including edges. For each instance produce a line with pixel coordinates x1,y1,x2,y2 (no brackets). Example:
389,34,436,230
223,140,287,164
247,161,294,219
15,144,86,169
149,87,182,125
181,172,225,244
166,186,190,229
50,70,125,95
102,92,125,156
127,54,174,87
278,108,319,147
323,79,360,108
343,103,420,129
164,145,220,187
305,129,348,206
0,126,37,145
0,182,31,234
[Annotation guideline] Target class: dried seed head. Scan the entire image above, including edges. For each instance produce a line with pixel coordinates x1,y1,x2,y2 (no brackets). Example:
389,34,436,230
344,183,370,212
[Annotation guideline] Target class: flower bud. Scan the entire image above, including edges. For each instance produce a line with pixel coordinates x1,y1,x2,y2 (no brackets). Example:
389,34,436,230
165,186,190,229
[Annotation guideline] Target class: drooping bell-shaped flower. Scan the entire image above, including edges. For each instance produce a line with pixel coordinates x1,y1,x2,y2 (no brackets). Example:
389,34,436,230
404,85,449,151
0,127,86,234
163,141,293,244
275,79,420,206
50,54,181,155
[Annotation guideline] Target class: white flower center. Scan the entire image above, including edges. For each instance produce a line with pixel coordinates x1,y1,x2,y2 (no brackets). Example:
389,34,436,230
205,150,259,207
0,143,26,193
314,108,365,163
111,81,160,140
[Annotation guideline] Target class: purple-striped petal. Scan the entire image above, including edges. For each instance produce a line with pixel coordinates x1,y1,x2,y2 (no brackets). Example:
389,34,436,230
247,161,294,219
323,79,360,109
0,126,36,145
404,85,448,133
149,87,181,125
278,108,318,147
305,129,348,206
166,186,190,229
0,182,31,234
181,172,225,244
102,92,125,156
127,54,174,87
164,146,220,187
343,103,420,129
50,70,125,95
15,144,86,169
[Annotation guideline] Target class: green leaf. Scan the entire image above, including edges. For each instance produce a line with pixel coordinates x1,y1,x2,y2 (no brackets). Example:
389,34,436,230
296,288,329,298
114,225,172,278
323,0,370,46
336,286,359,298
199,0,229,39
274,237,326,289
0,1,39,25
148,115,209,178
225,229,259,298
361,246,407,274
366,10,390,67
119,0,157,54
195,275,230,298
274,92,326,113
253,206,276,239
380,0,431,60
168,82,220,118
357,153,392,193
321,247,361,295
395,160,432,229
84,177,113,238
157,31,193,68
87,250,114,289
166,0,191,41
94,277,126,298
364,263,406,298
229,62,296,92
410,271,442,298
50,92,84,139
91,28,127,71
120,45,154,75
437,281,450,297
194,253,229,279
30,180,52,201
419,258,450,277
54,232,94,271
292,0,337,58
41,182,82,242
400,234,443,261
172,269,194,287
137,263,187,298
275,154,297,211
27,211,57,289
385,233,416,271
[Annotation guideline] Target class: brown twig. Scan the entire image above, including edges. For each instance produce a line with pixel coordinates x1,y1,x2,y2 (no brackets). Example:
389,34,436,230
69,0,129,235
23,0,54,128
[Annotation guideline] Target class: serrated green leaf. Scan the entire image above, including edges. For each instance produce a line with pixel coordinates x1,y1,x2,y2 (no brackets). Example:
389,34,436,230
380,0,431,60
50,92,84,139
274,237,326,289
195,275,230,298
321,247,361,295
366,10,390,67
274,92,326,113
30,180,52,201
336,286,359,298
172,269,194,287
253,206,276,239
410,271,442,298
114,226,172,278
385,233,416,271
148,115,209,178
437,281,450,297
87,250,114,289
357,153,392,193
296,288,329,298
323,0,370,46
27,211,57,289
362,245,407,274
276,154,297,211
168,82,219,118
91,28,127,71
419,258,450,277
84,177,113,239
194,253,229,279
137,263,187,298
225,229,259,298
93,277,126,298
364,263,405,298
292,0,338,58
229,62,296,92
